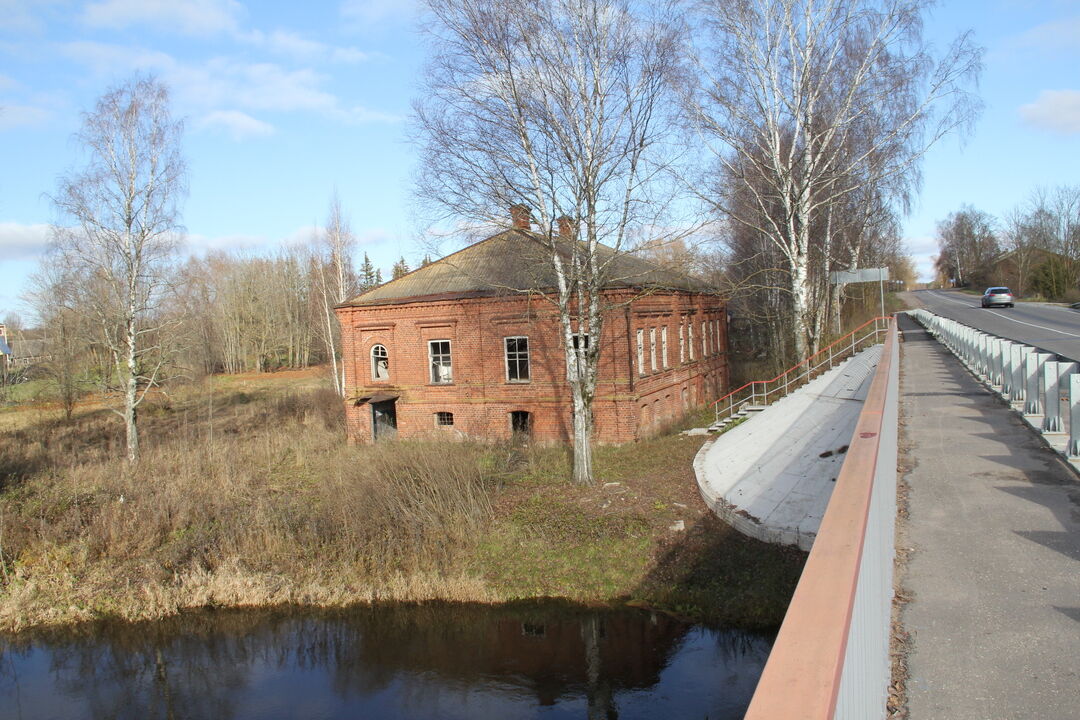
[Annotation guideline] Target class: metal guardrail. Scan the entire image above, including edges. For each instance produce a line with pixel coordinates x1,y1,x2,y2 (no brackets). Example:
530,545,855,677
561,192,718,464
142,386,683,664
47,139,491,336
743,320,899,720
713,316,892,426
911,308,1080,460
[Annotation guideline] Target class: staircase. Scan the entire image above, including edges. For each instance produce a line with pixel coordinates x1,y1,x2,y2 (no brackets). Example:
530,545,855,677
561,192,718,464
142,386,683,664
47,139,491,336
685,316,892,436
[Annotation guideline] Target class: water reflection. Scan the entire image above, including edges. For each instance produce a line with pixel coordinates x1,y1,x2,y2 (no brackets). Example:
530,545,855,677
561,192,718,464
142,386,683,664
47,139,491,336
0,603,771,719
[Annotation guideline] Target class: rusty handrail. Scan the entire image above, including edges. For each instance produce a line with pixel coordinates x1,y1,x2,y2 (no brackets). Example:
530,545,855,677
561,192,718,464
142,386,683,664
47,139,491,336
713,316,893,425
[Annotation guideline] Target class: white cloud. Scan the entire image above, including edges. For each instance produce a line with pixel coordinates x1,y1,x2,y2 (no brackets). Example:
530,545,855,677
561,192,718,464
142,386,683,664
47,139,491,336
0,0,49,34
60,40,176,76
82,0,244,36
334,104,402,124
241,29,371,65
57,42,396,127
341,0,416,28
0,221,52,261
197,110,274,140
1012,15,1080,54
1019,90,1080,135
0,103,50,130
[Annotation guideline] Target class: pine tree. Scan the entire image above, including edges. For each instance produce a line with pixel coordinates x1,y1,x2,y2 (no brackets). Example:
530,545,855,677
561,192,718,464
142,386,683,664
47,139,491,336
359,252,378,290
391,257,410,279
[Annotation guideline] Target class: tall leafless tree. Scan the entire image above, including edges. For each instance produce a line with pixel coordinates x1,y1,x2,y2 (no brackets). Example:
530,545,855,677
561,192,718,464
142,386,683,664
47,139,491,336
313,193,357,396
413,0,685,485
687,0,981,357
51,75,187,463
933,205,999,288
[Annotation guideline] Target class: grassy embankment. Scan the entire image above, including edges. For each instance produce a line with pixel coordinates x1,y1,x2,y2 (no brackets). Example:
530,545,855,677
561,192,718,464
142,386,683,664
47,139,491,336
0,369,805,633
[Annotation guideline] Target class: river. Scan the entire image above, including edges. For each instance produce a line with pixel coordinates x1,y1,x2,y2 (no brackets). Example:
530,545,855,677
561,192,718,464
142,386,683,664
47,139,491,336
0,602,771,719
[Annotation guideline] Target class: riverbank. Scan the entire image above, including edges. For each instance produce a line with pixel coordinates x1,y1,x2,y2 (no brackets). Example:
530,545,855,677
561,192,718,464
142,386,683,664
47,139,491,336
0,371,805,633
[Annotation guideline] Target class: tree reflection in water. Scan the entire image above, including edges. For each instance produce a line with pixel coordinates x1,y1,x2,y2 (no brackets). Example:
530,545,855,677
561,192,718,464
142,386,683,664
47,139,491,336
0,603,772,719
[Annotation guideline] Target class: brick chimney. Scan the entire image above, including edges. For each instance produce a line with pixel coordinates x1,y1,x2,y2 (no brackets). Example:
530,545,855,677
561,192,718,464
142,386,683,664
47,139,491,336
510,204,531,230
557,216,577,240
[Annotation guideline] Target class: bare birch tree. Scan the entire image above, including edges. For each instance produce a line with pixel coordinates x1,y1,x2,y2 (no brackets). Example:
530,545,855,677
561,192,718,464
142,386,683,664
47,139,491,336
313,193,357,396
688,0,981,357
51,75,186,463
413,0,684,485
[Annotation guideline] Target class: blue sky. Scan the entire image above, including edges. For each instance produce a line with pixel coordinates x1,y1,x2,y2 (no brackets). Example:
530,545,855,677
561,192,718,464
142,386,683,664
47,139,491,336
0,0,1078,319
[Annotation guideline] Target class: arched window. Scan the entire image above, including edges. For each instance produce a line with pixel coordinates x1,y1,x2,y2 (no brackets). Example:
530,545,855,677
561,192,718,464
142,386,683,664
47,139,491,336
371,344,389,381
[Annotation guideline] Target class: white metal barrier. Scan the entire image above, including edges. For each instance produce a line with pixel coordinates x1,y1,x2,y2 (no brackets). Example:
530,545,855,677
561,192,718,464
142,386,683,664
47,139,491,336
910,309,1080,461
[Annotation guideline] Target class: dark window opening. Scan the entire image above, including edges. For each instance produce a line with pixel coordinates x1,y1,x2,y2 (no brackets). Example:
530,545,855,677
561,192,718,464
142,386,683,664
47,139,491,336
572,333,590,350
435,411,454,426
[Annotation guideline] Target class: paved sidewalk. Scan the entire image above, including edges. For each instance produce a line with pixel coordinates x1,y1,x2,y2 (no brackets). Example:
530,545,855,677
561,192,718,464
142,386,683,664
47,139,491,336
694,345,881,550
897,313,1080,719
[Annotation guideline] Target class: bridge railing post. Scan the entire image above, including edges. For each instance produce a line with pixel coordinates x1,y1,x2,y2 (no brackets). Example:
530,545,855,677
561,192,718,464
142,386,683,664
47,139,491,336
1043,360,1064,433
1012,346,1031,405
1070,375,1080,458
1001,341,1016,398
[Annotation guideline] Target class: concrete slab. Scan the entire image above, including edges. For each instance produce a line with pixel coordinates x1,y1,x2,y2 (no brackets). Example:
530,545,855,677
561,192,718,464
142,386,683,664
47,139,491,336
694,345,881,550
897,314,1080,720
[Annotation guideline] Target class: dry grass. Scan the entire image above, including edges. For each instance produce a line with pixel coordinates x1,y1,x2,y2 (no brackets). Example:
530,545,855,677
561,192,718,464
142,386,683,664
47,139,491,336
0,372,804,632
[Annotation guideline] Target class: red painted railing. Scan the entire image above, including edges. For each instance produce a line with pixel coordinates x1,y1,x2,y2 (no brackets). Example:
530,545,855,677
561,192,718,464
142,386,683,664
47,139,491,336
713,316,893,425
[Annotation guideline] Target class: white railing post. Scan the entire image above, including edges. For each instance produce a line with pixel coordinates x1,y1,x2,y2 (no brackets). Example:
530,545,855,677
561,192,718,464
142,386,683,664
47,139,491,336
1070,374,1080,458
1011,345,1031,405
1043,360,1064,433
1001,341,1016,398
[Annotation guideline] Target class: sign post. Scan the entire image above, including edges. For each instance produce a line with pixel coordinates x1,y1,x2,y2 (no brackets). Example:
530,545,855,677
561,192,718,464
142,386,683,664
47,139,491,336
829,268,890,331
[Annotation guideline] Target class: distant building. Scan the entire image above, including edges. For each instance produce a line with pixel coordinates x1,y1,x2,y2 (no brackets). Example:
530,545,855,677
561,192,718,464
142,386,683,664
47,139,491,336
335,213,729,444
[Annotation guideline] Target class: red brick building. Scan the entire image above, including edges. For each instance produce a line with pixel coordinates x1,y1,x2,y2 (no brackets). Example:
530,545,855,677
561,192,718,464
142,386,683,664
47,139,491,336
335,224,728,444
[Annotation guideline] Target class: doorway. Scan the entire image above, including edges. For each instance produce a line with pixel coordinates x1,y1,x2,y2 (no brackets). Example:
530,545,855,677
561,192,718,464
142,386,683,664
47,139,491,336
510,410,531,438
372,399,398,441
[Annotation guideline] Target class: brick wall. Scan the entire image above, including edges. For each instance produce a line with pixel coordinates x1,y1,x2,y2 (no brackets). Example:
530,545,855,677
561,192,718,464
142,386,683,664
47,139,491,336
336,289,727,444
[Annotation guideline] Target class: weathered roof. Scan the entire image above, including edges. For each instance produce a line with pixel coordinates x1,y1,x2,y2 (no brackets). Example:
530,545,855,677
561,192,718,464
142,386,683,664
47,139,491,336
341,229,708,307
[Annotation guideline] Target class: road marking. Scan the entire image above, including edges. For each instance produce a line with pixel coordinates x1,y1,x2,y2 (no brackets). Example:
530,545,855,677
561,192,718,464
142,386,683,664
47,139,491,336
984,310,1080,338
925,290,977,307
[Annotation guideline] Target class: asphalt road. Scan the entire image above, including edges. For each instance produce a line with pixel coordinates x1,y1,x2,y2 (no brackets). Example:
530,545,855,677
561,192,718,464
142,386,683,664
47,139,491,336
906,289,1080,362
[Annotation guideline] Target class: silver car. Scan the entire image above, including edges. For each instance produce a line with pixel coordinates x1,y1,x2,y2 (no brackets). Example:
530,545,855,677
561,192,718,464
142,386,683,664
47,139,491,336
981,287,1014,308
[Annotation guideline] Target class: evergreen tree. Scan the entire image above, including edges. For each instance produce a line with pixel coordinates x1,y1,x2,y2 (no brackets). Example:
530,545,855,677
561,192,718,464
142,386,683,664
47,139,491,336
359,252,378,290
391,257,410,279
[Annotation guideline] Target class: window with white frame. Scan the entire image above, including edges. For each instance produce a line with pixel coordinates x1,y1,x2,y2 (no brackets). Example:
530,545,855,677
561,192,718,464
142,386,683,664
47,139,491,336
688,322,695,360
679,322,685,363
371,344,389,381
649,327,657,372
661,326,669,368
702,321,708,356
504,336,530,382
429,340,453,383
636,328,645,375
